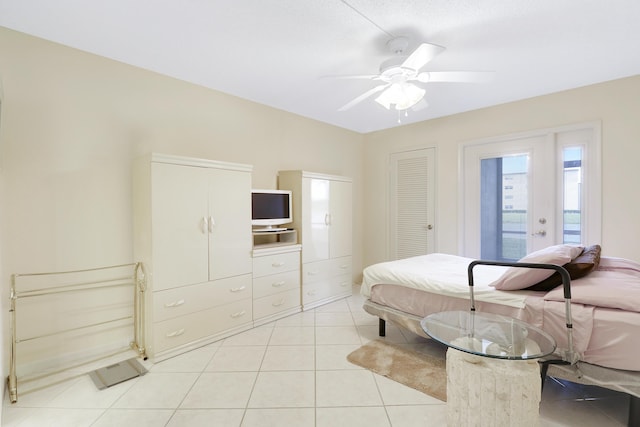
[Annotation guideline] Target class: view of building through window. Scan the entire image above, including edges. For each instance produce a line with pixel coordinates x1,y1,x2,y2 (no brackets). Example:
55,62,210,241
562,147,582,244
481,147,583,261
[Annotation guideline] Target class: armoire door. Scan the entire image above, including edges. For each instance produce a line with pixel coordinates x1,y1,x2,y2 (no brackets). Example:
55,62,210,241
328,179,352,259
389,148,436,260
301,177,330,264
208,168,252,280
152,162,209,290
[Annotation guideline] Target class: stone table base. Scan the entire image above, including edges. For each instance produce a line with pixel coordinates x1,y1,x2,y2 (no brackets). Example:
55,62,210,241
446,348,541,427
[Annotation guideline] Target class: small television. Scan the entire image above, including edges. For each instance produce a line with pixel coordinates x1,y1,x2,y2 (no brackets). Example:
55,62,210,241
251,189,293,231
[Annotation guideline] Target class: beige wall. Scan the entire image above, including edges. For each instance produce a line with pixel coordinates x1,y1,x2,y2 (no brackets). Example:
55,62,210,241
363,75,640,266
0,27,364,277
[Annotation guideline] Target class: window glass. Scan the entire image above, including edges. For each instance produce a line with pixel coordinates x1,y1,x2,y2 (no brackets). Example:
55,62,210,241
563,147,582,244
480,154,528,261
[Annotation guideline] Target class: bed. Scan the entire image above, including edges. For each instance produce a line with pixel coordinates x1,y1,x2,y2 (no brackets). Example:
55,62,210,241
360,245,640,424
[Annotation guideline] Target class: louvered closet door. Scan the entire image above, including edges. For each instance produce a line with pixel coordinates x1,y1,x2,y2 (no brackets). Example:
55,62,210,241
389,148,436,260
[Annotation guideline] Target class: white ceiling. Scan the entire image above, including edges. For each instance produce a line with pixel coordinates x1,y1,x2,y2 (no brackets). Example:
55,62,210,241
1,0,640,133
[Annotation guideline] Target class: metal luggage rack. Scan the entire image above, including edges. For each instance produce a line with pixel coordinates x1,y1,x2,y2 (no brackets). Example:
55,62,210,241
8,262,147,403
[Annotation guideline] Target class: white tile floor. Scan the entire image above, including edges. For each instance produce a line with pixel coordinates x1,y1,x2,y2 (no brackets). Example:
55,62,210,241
2,286,631,426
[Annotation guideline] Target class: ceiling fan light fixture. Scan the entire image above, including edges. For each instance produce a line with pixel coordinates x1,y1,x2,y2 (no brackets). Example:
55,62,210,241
374,83,425,110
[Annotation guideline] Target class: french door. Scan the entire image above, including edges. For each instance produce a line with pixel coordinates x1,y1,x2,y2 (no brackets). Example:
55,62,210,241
461,123,601,260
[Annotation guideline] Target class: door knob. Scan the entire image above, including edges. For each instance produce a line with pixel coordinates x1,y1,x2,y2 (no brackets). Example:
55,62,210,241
531,230,547,237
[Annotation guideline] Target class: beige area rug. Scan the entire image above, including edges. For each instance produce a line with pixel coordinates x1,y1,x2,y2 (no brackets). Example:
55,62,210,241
347,339,447,402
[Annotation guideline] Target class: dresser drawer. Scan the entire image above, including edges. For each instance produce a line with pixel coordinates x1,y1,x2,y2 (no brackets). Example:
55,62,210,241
329,256,352,277
303,257,351,284
152,274,252,322
152,299,252,352
301,281,333,305
253,270,300,299
302,274,352,305
253,251,300,277
329,273,353,296
253,288,300,319
302,259,331,284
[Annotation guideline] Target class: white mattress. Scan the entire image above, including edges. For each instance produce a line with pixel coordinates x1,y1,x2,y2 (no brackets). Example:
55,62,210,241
362,253,538,309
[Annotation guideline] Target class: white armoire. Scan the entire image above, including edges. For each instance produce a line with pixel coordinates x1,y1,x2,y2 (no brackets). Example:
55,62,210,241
278,171,352,309
133,154,253,361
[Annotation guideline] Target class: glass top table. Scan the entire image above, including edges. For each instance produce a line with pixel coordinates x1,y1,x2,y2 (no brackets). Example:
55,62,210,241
420,310,557,360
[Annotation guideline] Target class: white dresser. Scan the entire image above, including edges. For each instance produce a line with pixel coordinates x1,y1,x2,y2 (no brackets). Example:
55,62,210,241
133,153,254,361
278,171,353,310
252,244,302,325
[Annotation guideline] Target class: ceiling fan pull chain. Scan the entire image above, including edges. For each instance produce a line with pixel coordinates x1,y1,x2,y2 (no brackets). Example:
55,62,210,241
339,0,394,38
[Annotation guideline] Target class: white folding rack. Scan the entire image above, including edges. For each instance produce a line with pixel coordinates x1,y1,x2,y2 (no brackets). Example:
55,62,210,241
8,262,147,403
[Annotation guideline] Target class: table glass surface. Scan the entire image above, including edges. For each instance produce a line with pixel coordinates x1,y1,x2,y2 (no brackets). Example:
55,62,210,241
420,311,557,360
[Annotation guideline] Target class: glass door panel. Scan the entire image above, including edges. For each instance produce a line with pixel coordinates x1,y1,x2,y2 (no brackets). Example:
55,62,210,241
462,134,553,258
562,146,583,244
480,154,529,261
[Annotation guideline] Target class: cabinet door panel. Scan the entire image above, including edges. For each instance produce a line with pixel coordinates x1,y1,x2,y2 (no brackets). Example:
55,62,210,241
302,178,330,263
152,163,209,290
208,168,252,280
329,180,352,259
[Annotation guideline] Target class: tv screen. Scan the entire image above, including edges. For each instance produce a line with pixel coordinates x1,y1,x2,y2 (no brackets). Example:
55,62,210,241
251,190,292,229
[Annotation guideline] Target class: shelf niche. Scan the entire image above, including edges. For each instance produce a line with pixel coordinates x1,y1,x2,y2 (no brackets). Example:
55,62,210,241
252,228,298,249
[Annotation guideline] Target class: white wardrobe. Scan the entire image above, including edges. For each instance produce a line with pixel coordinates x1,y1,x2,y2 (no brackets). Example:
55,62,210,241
278,171,353,309
133,154,254,361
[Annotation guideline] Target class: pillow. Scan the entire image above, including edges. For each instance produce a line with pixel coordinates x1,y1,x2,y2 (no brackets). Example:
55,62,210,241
525,244,602,291
490,244,584,290
566,244,601,278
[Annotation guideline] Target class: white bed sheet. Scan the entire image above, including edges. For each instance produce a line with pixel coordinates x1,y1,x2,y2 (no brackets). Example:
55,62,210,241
362,253,538,309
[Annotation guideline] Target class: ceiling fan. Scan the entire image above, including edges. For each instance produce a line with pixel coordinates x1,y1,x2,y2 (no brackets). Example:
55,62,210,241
336,36,492,112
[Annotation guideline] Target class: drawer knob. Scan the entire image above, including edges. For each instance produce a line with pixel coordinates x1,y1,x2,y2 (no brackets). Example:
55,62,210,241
340,282,350,287
164,299,185,308
340,265,349,269
272,262,285,267
166,328,185,338
230,286,246,293
272,281,285,288
272,299,285,307
307,270,319,276
231,310,247,318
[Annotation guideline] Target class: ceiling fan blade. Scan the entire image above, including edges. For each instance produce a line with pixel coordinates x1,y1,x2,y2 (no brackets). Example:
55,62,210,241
415,71,494,83
338,84,389,111
320,74,380,80
401,43,445,71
